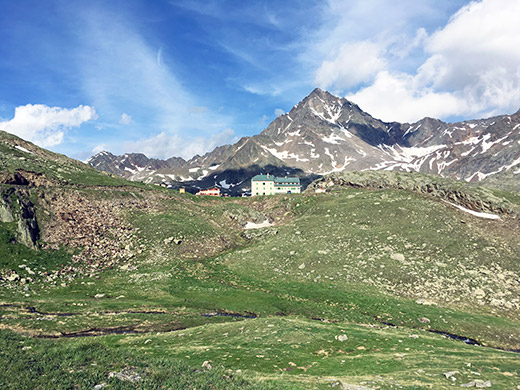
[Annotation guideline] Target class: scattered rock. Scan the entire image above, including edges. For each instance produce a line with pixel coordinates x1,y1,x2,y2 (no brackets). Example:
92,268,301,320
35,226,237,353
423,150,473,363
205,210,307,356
460,379,491,388
108,368,141,382
340,384,371,390
202,361,213,370
417,317,430,324
444,371,459,379
336,334,348,342
416,299,437,306
6,272,20,282
298,263,306,270
391,253,405,262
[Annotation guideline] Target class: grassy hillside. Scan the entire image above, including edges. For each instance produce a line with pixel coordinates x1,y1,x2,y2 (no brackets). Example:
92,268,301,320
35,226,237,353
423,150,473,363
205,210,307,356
0,134,519,389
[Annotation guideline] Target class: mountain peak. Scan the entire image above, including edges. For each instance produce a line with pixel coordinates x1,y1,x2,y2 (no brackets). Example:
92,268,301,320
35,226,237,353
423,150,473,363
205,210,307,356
307,87,336,100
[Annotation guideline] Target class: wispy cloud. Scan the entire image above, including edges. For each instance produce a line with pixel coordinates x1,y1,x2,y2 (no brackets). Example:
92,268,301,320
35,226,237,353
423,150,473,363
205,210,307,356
119,113,132,125
0,104,97,147
67,3,233,157
124,128,238,160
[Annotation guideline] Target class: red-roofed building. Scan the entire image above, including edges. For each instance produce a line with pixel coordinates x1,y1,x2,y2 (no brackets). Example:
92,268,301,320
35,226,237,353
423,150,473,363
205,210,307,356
196,187,221,196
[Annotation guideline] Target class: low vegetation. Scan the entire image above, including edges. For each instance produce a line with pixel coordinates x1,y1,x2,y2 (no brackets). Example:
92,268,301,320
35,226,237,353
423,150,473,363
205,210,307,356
0,136,519,389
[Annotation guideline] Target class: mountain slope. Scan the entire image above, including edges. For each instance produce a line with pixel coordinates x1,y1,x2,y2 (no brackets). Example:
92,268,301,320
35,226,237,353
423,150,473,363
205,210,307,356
1,135,520,389
87,89,520,193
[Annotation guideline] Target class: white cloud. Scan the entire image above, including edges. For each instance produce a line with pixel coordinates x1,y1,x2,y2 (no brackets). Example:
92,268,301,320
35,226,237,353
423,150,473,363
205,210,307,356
274,108,285,116
119,113,132,125
124,128,237,160
92,144,107,154
342,0,520,121
315,41,386,89
347,71,468,122
0,104,98,147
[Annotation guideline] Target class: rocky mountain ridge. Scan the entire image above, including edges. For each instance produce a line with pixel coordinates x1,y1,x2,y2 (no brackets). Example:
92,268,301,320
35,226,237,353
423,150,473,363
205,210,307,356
88,88,520,193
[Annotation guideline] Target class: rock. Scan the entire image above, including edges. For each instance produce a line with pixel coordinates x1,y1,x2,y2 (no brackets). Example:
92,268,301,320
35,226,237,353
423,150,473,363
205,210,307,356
460,380,491,387
298,263,306,270
473,289,486,299
418,317,430,324
339,384,370,390
108,369,141,382
93,384,107,390
174,238,182,245
409,334,419,339
6,272,20,282
444,371,459,379
391,253,405,262
416,299,437,306
202,360,212,370
94,294,105,299
163,237,174,244
336,334,348,342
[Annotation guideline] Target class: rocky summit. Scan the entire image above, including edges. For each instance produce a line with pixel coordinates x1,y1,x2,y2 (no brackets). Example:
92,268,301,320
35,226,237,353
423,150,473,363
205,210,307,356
88,88,520,194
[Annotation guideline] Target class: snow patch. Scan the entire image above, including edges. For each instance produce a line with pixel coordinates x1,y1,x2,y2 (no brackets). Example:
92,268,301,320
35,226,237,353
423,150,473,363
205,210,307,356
442,200,501,220
15,145,32,154
244,220,273,230
219,179,231,189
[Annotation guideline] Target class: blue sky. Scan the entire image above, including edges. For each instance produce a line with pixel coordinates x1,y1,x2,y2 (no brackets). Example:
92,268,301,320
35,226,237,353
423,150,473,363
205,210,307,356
1,0,519,160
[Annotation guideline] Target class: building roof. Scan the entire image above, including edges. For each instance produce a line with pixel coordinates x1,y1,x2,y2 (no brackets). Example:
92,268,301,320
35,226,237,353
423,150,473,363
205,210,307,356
251,174,274,181
274,177,300,184
251,175,300,183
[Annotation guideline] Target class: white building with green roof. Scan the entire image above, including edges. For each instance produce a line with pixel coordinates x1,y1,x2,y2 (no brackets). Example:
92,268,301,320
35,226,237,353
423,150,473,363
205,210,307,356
251,173,301,196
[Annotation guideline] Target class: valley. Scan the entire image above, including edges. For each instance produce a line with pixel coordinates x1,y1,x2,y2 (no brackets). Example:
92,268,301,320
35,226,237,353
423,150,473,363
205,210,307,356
1,130,519,389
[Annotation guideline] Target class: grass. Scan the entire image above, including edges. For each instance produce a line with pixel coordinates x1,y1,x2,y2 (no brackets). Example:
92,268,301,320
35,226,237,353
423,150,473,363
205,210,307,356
0,222,72,281
0,330,277,390
1,169,520,389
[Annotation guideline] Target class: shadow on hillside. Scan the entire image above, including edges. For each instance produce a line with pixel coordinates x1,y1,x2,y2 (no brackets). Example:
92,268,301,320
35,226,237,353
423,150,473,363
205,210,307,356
167,164,322,196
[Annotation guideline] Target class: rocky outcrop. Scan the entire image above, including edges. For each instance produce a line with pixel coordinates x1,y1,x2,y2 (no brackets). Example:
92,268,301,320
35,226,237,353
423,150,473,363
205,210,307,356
0,187,40,249
307,171,517,217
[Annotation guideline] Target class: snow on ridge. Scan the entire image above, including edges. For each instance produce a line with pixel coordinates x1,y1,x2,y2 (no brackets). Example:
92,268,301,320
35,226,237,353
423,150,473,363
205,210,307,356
322,132,345,145
318,155,356,175
15,145,32,154
464,156,520,182
442,200,500,220
260,145,309,162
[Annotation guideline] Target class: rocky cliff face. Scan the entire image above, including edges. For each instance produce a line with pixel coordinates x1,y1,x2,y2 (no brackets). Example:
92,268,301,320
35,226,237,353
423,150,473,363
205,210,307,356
0,187,40,249
88,89,520,194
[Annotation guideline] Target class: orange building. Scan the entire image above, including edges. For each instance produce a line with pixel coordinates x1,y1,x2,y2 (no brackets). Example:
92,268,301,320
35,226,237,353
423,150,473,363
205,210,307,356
196,187,221,196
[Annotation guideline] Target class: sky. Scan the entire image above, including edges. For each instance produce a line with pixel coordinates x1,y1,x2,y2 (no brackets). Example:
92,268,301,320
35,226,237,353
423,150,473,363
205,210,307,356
1,0,519,161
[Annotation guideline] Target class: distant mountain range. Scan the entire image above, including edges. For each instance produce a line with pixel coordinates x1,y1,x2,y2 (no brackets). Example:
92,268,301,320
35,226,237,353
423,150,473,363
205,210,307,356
88,88,520,194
